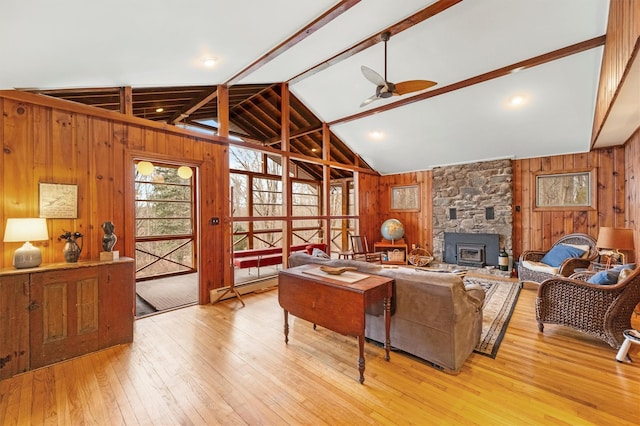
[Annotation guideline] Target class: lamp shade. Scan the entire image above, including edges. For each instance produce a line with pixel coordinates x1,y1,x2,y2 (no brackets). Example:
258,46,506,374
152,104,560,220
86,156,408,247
4,218,49,242
136,161,154,176
177,166,193,179
4,218,49,269
596,227,635,250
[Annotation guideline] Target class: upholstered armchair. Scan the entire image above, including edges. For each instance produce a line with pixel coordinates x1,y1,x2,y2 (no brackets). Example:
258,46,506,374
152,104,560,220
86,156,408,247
518,233,598,285
535,267,640,349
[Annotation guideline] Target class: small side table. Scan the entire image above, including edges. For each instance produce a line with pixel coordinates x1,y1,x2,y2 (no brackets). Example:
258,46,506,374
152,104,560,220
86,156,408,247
616,329,640,362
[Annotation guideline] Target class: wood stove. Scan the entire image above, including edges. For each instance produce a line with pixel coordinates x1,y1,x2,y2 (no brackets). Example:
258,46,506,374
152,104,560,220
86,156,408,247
456,243,486,267
443,232,500,267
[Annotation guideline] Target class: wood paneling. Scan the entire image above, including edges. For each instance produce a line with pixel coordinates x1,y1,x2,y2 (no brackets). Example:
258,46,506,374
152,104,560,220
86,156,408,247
512,148,627,259
360,171,433,253
0,91,230,302
366,148,632,265
625,128,640,254
592,0,640,142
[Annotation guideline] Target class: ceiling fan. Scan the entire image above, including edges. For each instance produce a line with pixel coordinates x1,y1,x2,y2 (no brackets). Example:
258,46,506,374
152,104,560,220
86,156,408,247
360,31,437,107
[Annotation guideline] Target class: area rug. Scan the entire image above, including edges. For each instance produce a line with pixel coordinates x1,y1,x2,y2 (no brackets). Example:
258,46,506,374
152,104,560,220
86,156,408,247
136,273,198,311
463,275,521,358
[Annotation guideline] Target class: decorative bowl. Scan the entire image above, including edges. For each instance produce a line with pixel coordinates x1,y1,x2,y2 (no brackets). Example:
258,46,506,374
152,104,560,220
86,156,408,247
320,266,357,275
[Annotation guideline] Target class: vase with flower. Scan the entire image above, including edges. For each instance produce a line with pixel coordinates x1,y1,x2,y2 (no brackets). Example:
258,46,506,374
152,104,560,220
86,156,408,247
58,230,83,262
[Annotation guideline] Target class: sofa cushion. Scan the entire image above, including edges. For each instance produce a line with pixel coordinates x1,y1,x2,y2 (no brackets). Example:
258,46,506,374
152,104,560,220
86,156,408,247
521,260,559,275
541,244,586,267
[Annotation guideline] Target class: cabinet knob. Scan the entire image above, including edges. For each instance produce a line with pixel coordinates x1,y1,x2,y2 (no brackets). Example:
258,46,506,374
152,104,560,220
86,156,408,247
27,301,40,311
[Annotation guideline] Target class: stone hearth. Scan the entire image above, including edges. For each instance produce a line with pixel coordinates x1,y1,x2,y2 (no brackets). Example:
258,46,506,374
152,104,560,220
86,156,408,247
432,159,513,264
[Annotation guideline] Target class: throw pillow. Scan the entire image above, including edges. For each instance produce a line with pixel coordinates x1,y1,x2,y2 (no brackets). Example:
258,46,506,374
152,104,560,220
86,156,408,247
612,263,636,272
587,270,620,285
617,268,634,283
562,243,591,259
312,248,330,259
540,244,586,267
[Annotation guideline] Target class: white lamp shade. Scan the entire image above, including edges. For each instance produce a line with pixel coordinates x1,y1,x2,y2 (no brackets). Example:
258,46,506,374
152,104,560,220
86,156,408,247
4,218,48,269
136,161,154,176
4,218,49,242
177,166,193,179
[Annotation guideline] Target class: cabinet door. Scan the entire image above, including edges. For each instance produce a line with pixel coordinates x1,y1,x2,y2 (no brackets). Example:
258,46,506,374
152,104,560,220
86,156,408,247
103,261,134,346
0,275,30,379
29,266,106,369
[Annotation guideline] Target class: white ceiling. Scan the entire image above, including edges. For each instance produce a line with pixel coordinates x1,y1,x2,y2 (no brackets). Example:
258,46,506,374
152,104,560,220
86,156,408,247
1,0,616,175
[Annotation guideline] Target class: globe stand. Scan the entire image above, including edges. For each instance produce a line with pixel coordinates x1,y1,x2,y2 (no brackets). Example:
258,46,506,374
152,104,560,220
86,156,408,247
379,238,405,245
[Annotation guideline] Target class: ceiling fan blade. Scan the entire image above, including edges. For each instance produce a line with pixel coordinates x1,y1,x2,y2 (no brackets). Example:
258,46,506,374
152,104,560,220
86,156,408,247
359,94,380,108
361,66,386,87
393,80,437,96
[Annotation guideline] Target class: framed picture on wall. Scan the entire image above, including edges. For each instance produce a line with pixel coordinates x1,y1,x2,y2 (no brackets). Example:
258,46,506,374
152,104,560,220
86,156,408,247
39,183,78,218
390,184,420,211
534,169,596,211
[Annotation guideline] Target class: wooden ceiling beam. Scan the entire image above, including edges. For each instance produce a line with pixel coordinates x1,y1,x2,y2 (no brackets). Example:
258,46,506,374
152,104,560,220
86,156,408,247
182,119,265,145
224,0,361,86
289,0,462,84
232,103,278,139
330,35,607,127
169,88,219,124
265,124,322,145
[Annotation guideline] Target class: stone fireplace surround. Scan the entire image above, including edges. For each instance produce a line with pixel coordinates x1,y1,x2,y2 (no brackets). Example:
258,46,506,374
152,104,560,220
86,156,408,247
432,159,513,266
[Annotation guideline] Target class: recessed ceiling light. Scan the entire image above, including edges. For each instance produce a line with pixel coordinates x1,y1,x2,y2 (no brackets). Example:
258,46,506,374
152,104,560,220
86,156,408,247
369,130,385,140
510,96,524,106
203,58,217,67
155,107,164,113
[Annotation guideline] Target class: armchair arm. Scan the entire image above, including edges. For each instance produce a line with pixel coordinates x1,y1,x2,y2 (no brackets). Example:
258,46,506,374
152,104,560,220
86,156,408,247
463,282,485,310
519,250,546,263
557,258,591,276
568,270,596,281
536,276,623,318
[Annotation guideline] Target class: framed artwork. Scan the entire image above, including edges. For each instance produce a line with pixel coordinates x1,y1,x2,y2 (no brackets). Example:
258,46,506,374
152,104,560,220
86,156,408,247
39,183,78,218
390,184,420,211
534,170,595,211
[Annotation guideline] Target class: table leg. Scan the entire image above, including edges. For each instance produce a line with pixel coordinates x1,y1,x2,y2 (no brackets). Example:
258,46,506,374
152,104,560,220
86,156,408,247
384,296,391,361
283,309,289,344
358,334,365,384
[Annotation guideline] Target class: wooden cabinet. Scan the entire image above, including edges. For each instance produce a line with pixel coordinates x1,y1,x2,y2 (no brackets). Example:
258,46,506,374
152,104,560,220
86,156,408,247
374,241,408,265
0,258,134,379
0,274,30,379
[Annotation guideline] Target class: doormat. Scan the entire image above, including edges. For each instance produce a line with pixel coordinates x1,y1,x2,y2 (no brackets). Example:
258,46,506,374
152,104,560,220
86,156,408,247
464,276,521,358
136,273,198,312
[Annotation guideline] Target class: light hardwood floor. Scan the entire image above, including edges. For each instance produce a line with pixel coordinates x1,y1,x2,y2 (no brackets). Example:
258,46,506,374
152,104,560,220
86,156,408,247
1,281,639,425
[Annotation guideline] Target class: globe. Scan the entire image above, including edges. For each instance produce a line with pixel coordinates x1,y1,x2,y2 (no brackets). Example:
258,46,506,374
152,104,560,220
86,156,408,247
381,218,404,242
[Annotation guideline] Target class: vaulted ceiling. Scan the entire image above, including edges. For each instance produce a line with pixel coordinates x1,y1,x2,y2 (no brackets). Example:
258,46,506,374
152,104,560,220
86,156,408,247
1,0,616,175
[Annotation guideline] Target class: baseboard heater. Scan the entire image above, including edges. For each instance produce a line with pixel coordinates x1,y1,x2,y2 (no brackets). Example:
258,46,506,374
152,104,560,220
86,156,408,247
210,279,278,302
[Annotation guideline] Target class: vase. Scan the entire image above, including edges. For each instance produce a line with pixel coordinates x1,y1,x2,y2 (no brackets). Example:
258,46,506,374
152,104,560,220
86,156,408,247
63,239,82,263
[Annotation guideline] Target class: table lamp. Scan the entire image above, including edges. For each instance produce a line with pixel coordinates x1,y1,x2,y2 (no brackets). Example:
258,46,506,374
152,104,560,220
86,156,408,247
595,227,635,266
3,218,49,268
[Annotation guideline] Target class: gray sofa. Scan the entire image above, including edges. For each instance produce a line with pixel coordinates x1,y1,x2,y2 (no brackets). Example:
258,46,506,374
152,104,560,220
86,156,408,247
287,252,485,374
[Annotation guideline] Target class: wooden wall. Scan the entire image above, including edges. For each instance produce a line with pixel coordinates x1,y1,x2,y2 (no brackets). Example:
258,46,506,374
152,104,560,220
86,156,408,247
357,171,433,254
625,128,640,254
592,0,640,141
512,148,628,259
0,91,231,303
364,147,630,264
